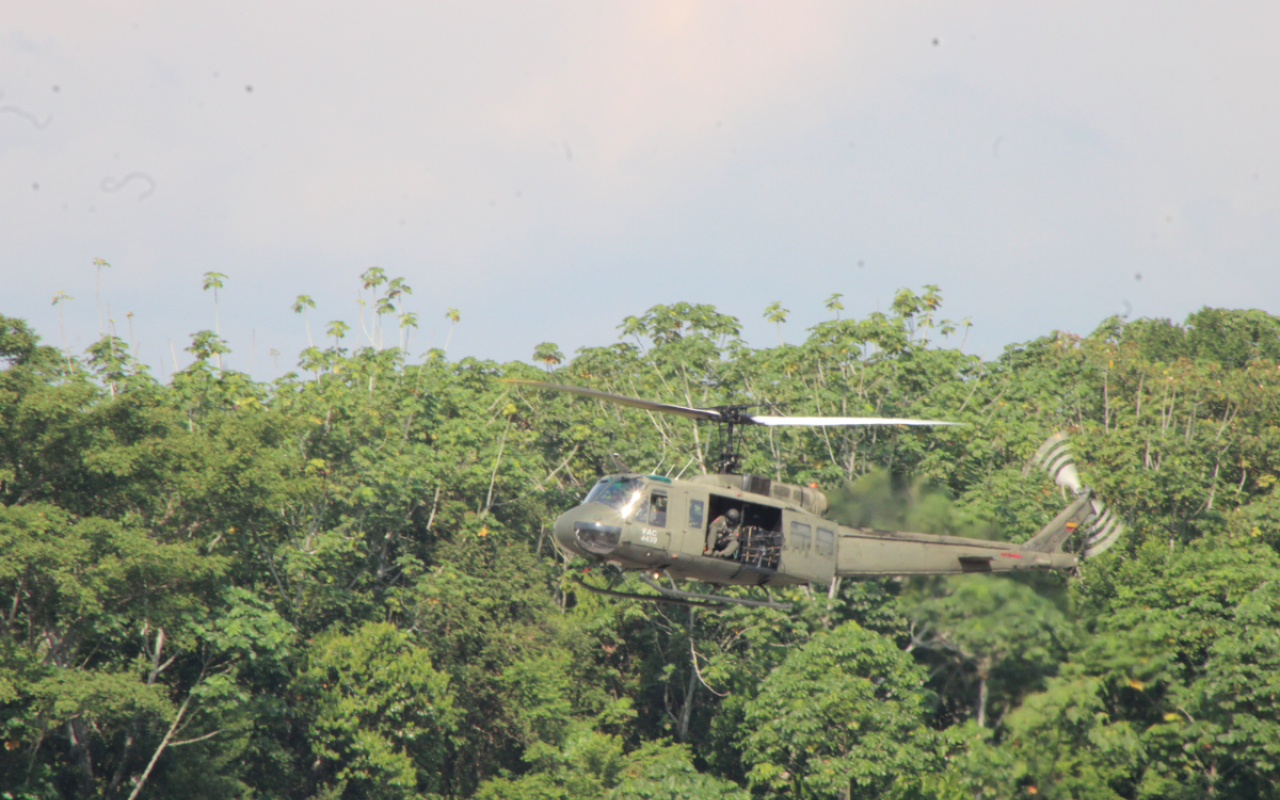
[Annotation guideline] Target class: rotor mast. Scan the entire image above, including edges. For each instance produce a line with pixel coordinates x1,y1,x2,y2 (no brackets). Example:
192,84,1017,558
712,405,753,474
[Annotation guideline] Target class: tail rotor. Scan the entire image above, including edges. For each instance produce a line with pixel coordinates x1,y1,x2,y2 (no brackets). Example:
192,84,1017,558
1029,433,1125,558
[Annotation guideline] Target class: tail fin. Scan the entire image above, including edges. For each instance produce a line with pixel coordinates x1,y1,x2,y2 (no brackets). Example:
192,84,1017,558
1024,490,1094,553
1025,433,1126,558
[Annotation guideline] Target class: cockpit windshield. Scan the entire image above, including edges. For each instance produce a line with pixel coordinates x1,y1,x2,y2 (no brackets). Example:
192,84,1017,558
583,476,644,511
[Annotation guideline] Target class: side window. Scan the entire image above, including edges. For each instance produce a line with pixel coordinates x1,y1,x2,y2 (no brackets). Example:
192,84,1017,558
790,521,812,551
816,528,835,557
688,499,705,529
649,492,668,527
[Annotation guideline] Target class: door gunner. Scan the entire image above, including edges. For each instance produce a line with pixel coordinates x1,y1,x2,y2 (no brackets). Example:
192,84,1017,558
706,508,741,559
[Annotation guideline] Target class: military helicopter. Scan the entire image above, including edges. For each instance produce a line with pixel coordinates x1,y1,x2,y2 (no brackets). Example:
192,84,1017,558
507,380,1124,610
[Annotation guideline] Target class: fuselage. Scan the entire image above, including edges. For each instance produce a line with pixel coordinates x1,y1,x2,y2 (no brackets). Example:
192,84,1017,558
552,473,1078,588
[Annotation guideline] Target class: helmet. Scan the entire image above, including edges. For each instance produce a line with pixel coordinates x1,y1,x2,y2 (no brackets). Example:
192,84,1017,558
726,508,741,523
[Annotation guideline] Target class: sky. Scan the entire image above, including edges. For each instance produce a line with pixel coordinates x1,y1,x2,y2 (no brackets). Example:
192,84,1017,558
3,1,1278,380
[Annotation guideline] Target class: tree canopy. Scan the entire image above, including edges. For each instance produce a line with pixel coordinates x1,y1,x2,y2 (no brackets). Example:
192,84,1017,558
3,284,1280,799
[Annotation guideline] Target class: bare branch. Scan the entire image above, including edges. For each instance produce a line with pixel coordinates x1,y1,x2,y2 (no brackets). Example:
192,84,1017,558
689,640,728,697
126,693,192,800
169,729,224,747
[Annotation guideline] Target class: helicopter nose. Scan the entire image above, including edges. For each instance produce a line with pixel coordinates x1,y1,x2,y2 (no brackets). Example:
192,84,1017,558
552,511,577,553
553,506,622,558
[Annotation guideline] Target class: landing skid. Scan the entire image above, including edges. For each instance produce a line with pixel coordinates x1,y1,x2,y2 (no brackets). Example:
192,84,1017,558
571,573,792,611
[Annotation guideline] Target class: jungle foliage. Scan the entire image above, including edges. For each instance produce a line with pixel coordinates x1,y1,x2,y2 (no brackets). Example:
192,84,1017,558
3,281,1280,800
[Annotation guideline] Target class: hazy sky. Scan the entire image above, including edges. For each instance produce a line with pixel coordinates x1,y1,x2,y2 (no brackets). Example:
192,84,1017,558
4,1,1278,378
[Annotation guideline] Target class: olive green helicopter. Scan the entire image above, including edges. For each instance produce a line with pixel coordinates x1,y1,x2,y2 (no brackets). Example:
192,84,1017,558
507,380,1124,611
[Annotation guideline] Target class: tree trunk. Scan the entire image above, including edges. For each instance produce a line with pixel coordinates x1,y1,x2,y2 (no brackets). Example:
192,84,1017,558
67,719,94,795
975,656,991,728
677,667,697,742
677,606,698,741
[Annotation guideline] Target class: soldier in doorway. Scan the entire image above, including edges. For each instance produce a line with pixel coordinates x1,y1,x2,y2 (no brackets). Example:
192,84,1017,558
705,508,742,559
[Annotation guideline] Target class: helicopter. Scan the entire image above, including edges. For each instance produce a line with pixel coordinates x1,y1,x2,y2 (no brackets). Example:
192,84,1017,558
506,380,1124,610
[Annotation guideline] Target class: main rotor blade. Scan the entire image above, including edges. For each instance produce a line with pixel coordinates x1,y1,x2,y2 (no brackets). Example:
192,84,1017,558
501,379,724,422
748,415,964,427
504,380,962,428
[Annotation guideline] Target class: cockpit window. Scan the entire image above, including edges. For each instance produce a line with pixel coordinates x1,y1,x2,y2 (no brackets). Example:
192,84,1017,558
641,492,668,526
584,477,644,511
584,477,611,501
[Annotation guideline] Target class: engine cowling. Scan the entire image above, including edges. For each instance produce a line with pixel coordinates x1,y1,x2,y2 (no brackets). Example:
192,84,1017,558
688,473,829,516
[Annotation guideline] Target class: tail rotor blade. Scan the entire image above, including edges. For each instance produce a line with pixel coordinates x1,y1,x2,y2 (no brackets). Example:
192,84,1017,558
1084,518,1124,558
1030,432,1125,559
1083,501,1124,557
1031,433,1083,493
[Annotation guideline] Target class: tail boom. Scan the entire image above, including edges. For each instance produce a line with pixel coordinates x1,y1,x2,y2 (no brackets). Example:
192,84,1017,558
834,527,1078,578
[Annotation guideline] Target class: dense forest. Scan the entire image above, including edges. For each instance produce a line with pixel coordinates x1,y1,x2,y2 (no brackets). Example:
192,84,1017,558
3,276,1280,800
